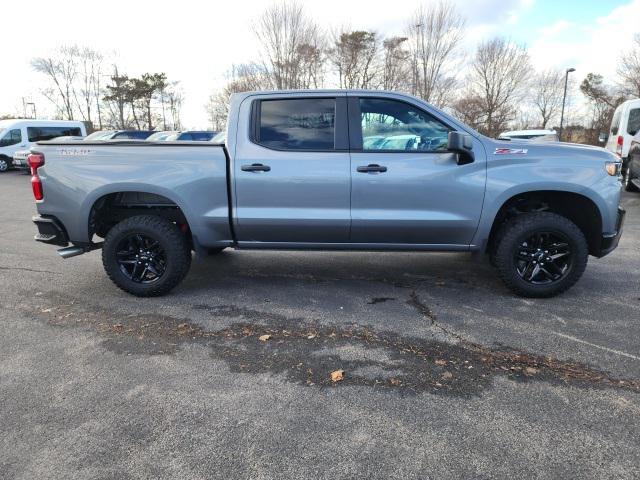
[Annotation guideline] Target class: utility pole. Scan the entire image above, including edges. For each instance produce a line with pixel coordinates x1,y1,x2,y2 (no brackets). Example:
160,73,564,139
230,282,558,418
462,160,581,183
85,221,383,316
559,67,575,142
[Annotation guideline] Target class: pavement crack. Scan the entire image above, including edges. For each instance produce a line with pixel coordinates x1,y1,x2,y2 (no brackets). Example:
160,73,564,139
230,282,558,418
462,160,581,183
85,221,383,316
0,265,62,275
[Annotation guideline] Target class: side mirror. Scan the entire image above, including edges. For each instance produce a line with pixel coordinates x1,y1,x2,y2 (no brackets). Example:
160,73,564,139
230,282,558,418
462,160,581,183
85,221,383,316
448,131,474,165
598,132,608,143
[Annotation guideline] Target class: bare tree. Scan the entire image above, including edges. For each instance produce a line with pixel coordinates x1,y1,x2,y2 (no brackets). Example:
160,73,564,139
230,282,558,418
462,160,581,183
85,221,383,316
617,34,640,98
466,37,530,137
580,73,625,144
382,37,410,91
328,30,380,89
253,1,325,89
75,47,104,128
406,1,464,106
32,46,81,120
206,64,270,131
532,69,564,128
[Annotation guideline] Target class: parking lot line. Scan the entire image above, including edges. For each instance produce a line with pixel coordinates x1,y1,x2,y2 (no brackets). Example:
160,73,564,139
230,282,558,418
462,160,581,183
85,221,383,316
552,332,640,361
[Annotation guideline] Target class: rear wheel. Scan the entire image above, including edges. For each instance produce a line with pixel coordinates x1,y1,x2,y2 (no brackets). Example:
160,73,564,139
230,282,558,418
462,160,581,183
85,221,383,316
493,212,588,297
102,215,191,297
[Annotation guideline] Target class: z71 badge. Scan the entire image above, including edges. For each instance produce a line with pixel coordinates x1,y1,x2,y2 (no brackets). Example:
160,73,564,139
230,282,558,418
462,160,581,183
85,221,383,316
494,148,528,155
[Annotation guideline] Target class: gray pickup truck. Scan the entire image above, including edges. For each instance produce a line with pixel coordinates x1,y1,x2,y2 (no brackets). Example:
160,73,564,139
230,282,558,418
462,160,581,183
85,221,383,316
29,90,625,298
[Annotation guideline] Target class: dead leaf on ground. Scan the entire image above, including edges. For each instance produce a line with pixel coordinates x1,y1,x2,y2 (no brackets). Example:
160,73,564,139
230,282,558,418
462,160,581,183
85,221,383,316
330,369,345,382
442,371,454,380
258,334,271,342
435,359,447,366
390,378,401,386
525,367,539,375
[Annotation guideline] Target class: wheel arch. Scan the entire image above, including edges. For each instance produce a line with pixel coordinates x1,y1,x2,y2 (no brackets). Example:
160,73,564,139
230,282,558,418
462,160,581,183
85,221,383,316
84,184,196,243
482,188,604,256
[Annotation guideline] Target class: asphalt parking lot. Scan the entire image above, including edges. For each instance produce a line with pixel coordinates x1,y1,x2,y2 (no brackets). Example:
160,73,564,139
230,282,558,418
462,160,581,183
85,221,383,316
1,169,639,479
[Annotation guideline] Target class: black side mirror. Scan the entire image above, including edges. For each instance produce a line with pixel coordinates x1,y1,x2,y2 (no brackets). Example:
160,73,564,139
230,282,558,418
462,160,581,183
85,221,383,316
598,132,608,143
448,131,474,165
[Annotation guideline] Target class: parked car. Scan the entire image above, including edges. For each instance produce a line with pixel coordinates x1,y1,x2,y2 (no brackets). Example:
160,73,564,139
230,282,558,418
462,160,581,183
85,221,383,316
83,130,155,141
145,131,179,142
603,98,640,179
211,131,226,143
30,90,624,298
164,131,217,141
625,130,640,192
498,129,559,142
0,119,86,172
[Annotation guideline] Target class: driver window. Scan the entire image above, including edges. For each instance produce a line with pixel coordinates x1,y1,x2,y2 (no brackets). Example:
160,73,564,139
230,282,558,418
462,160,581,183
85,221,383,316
0,129,22,147
360,98,450,152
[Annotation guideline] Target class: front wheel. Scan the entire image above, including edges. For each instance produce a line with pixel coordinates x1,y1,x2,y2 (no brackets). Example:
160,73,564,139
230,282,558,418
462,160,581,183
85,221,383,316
493,212,588,298
0,158,9,172
102,215,191,297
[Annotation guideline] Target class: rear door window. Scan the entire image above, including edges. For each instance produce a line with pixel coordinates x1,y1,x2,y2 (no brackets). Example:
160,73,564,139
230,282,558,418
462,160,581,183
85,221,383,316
255,98,336,150
627,108,640,136
610,109,622,135
28,126,81,141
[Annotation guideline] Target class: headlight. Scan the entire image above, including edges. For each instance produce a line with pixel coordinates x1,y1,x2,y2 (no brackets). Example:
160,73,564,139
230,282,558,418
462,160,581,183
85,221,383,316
605,161,622,176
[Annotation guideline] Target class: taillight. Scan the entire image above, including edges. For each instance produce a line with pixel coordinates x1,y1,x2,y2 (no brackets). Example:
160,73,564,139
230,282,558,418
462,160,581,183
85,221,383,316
615,135,623,156
28,153,45,201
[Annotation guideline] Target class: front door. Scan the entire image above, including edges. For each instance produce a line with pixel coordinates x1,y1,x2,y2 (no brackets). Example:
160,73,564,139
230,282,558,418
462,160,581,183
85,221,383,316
349,96,486,246
234,95,351,244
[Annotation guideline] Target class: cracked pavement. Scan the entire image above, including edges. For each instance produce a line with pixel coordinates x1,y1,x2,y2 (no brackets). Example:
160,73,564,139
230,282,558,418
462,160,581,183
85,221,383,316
1,170,639,479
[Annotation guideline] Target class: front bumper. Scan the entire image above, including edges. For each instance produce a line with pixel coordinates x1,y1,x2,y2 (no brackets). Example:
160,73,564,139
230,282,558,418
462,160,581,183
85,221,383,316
12,157,29,170
33,215,69,247
594,207,625,258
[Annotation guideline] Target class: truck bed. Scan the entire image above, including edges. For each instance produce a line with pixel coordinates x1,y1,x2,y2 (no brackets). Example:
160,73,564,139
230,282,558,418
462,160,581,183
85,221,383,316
33,141,234,249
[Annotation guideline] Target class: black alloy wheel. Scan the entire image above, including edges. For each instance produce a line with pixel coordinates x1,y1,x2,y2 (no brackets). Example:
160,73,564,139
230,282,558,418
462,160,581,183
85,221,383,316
115,234,167,284
514,231,572,285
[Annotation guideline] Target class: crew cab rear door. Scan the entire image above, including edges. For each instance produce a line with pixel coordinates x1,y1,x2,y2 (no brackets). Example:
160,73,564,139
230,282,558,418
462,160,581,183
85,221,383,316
348,94,486,246
233,94,351,244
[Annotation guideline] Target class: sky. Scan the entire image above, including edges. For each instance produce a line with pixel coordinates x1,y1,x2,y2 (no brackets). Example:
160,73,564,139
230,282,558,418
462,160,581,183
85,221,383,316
1,0,638,128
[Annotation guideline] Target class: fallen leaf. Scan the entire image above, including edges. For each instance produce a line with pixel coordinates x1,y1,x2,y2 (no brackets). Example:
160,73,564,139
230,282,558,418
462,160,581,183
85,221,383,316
525,367,539,375
258,334,271,342
307,334,317,339
41,308,52,313
390,378,401,386
330,369,345,382
442,371,453,380
435,359,447,366
113,323,123,330
177,323,189,329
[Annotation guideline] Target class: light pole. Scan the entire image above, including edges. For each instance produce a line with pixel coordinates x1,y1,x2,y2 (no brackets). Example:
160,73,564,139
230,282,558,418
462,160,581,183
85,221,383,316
559,67,575,141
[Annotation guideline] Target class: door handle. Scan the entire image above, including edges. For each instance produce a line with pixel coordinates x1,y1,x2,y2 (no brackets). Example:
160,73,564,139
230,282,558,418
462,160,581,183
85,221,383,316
241,163,271,172
357,164,387,173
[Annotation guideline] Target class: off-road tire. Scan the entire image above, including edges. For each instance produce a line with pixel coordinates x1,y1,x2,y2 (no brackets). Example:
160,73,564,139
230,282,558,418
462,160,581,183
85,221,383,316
102,215,191,297
493,212,588,298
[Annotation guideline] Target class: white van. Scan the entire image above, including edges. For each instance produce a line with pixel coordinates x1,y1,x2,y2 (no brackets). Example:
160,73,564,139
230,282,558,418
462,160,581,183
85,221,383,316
0,119,87,172
604,98,640,174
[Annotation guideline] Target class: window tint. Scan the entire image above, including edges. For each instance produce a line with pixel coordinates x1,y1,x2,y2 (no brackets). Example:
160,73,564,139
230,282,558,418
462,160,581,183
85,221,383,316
627,108,640,136
0,128,22,147
28,126,82,142
257,98,335,150
360,98,450,152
